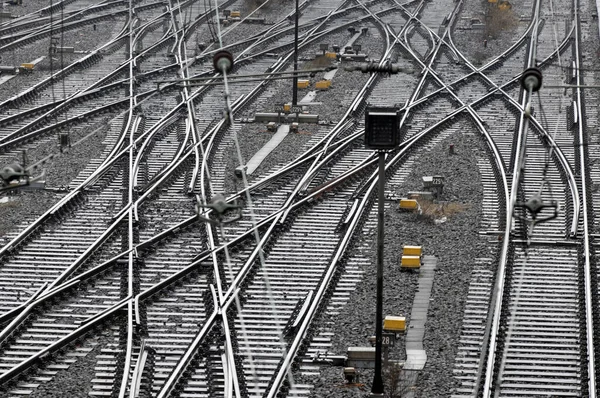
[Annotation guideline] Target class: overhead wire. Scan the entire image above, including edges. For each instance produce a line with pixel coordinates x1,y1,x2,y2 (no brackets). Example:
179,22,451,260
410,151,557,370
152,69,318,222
209,0,260,387
49,0,57,121
210,0,296,390
60,0,68,126
204,0,217,44
532,0,568,202
541,60,600,74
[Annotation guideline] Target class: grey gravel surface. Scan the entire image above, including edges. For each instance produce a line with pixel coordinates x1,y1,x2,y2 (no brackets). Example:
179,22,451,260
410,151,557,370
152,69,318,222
451,0,529,65
1,0,597,395
42,120,108,186
302,124,492,397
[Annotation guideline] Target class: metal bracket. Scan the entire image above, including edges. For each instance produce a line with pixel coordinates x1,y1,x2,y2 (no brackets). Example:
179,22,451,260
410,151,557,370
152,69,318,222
195,194,243,226
514,194,559,241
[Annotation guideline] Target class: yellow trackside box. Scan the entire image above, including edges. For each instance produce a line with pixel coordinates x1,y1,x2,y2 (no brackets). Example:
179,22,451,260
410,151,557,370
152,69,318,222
325,51,337,59
297,79,310,89
315,80,331,90
403,245,422,257
401,255,421,269
383,316,406,332
20,63,34,70
399,198,419,210
283,103,291,112
230,10,241,17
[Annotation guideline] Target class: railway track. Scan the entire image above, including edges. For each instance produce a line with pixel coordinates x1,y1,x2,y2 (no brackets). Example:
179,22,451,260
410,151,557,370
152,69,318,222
0,0,599,397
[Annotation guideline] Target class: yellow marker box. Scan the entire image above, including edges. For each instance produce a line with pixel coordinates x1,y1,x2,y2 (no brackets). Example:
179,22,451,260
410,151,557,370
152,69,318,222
230,10,241,17
401,255,421,268
315,80,331,90
297,79,310,89
20,63,35,70
383,316,406,332
399,198,419,210
325,51,337,59
403,245,422,256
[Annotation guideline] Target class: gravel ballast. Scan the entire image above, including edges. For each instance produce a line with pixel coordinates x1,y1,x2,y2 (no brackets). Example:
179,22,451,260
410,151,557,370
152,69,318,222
301,122,495,397
2,0,599,395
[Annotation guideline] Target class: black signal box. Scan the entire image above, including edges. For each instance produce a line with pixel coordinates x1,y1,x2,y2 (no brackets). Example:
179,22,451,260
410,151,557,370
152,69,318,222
364,107,400,150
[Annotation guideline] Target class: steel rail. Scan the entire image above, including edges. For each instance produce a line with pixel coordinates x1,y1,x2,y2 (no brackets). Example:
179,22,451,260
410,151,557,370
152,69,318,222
0,283,47,345
288,3,402,204
0,79,135,129
0,32,129,112
0,0,128,43
0,97,133,151
0,0,82,29
180,0,400,69
573,0,596,393
191,3,356,392
265,66,512,396
117,16,139,395
0,6,552,366
0,295,132,385
154,286,219,398
154,8,409,382
389,18,581,237
0,10,171,144
132,0,238,190
387,12,583,393
0,0,217,134
0,4,404,388
0,102,362,337
173,3,241,394
266,2,498,391
194,2,381,202
0,9,131,52
0,129,372,393
264,4,448,392
0,2,395,151
157,150,381,398
481,0,543,393
131,0,568,318
0,3,146,380
143,5,358,194
0,0,556,394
